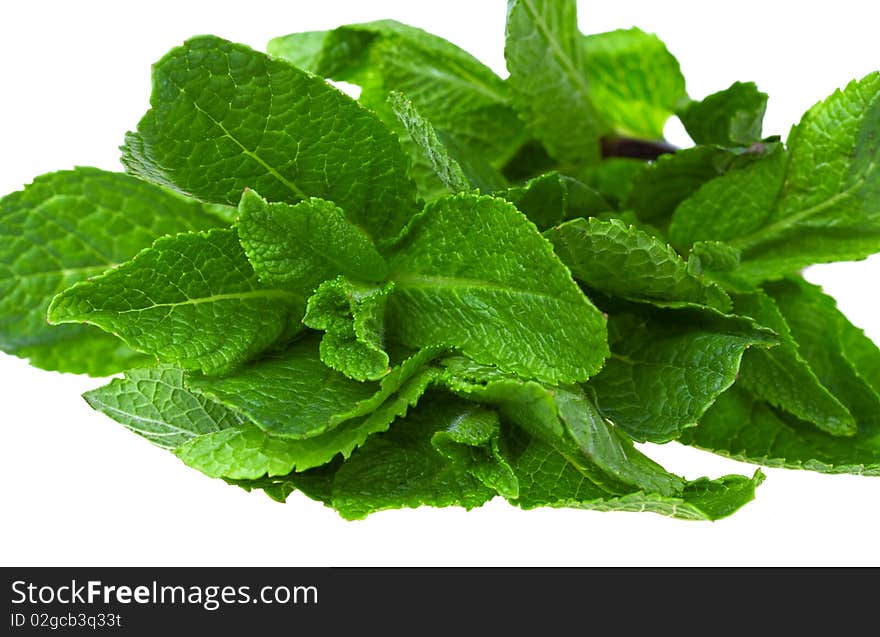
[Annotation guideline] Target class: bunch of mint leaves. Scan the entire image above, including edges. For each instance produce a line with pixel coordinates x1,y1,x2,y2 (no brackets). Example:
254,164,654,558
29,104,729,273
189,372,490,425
1,0,878,521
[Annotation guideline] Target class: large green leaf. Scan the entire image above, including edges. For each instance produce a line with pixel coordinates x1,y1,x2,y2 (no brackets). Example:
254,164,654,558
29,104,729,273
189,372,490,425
122,36,418,241
48,229,303,374
0,167,220,375
735,290,857,436
590,307,776,443
505,0,607,167
386,193,608,384
670,73,880,281
508,426,764,520
548,217,731,311
185,335,438,439
83,366,244,450
682,385,880,475
764,278,880,432
268,20,526,171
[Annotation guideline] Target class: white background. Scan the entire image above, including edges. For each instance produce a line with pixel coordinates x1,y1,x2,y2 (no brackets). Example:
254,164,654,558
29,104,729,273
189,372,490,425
1,1,879,566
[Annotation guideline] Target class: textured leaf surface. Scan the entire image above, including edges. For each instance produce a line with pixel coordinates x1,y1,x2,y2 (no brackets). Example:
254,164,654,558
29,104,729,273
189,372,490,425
236,190,387,296
498,172,611,230
431,405,519,499
122,36,418,240
186,335,437,439
386,193,608,384
765,278,880,431
582,27,687,139
303,277,393,381
735,290,856,436
177,365,435,478
284,396,503,520
590,308,776,443
0,167,219,375
508,426,763,520
48,229,302,374
439,357,683,496
670,73,880,280
682,385,880,475
505,0,607,167
268,20,525,171
388,91,470,193
83,366,243,450
679,81,767,147
626,146,735,225
548,217,731,311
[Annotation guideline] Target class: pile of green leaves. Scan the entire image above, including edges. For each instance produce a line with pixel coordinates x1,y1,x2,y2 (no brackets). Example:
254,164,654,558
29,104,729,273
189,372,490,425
2,1,879,520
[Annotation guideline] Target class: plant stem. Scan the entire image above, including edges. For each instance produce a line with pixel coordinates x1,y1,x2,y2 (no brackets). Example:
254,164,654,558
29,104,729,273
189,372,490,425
600,136,678,161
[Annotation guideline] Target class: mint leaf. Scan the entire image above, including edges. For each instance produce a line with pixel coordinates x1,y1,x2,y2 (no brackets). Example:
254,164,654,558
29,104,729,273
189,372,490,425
764,277,880,432
236,189,387,292
679,81,768,147
48,228,303,374
548,217,732,311
439,357,683,496
505,0,607,167
185,335,438,439
268,20,526,172
83,366,244,450
303,277,394,381
735,290,857,436
626,146,736,225
387,91,471,193
122,35,418,240
387,193,608,384
590,307,776,443
682,385,880,475
508,427,763,520
498,171,611,230
277,396,499,520
669,146,788,248
177,364,436,477
431,406,519,500
0,167,220,375
582,27,687,139
670,73,880,281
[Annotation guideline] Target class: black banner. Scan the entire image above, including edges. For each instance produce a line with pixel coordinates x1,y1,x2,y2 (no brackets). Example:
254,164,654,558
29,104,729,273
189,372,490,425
2,567,875,632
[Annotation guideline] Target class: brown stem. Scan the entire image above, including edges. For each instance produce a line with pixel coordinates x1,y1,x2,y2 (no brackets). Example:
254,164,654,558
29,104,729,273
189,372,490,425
600,136,678,161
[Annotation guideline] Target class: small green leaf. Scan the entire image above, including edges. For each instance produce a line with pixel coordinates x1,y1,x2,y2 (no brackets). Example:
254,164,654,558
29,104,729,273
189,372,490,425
431,406,519,500
679,81,768,147
387,193,608,384
582,27,687,139
236,189,387,293
48,229,303,375
387,91,471,193
497,171,611,230
303,277,394,381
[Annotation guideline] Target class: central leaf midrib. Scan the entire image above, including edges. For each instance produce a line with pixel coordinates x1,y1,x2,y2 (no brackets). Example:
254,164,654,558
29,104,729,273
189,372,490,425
391,272,569,303
115,288,300,314
164,73,309,201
